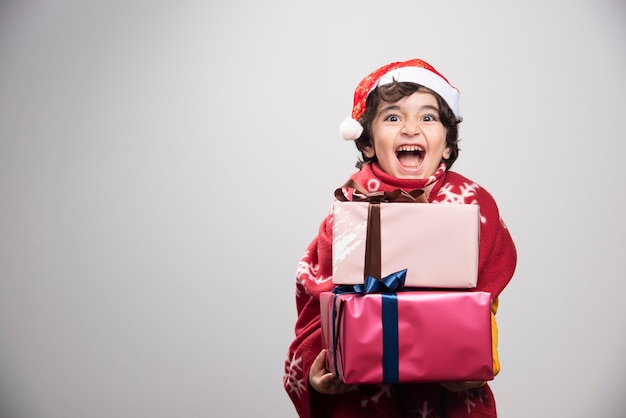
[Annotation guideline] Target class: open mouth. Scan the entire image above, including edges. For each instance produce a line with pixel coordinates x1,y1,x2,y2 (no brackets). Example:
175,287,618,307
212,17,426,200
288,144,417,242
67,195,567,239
396,145,424,171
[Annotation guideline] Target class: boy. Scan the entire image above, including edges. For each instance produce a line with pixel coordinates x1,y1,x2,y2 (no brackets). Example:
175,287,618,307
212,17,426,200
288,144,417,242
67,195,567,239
284,59,517,417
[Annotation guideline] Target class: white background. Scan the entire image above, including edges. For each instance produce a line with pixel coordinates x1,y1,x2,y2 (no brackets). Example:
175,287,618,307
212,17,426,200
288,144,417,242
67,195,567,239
1,1,625,417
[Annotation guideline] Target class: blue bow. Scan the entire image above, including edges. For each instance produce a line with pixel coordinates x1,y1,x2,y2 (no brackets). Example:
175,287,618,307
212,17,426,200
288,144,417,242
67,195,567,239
331,269,407,383
333,269,407,295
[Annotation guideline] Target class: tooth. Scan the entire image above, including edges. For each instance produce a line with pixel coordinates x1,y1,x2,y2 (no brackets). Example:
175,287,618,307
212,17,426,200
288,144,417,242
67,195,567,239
397,145,424,152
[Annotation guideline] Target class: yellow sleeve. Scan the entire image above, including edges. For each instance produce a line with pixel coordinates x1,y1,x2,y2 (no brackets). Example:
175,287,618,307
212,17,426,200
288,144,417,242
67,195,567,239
491,297,500,376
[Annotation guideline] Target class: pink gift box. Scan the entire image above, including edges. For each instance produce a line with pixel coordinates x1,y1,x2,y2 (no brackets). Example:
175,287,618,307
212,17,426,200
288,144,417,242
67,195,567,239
320,289,494,384
332,201,480,288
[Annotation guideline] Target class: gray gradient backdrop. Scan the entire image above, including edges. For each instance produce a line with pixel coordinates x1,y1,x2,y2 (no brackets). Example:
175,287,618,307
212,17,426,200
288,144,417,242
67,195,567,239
1,1,625,417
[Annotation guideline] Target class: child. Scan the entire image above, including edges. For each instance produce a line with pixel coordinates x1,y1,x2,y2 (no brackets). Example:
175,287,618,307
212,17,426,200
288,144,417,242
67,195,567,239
283,58,517,417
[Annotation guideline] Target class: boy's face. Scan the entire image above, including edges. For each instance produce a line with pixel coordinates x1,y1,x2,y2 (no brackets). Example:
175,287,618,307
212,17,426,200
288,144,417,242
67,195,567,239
363,91,450,180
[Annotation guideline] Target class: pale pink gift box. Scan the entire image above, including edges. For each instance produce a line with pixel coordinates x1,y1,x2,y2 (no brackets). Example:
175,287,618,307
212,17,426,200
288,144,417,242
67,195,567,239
319,289,494,384
332,201,480,288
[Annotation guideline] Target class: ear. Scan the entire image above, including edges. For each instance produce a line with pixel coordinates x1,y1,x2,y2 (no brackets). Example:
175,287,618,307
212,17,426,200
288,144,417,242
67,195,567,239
443,146,451,160
362,144,376,159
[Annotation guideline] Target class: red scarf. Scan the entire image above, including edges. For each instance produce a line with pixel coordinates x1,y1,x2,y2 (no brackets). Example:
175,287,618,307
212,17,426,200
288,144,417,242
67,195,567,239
284,163,517,418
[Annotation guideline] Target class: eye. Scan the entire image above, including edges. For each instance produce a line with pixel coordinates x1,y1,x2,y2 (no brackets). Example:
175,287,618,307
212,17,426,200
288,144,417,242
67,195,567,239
384,114,400,122
421,114,438,122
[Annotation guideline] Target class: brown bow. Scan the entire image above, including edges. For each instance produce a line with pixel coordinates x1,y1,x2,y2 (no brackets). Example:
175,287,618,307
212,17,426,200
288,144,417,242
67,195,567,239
333,180,427,280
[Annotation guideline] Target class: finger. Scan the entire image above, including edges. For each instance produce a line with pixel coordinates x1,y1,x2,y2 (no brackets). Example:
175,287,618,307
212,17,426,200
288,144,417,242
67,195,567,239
314,349,327,366
309,350,327,377
319,373,357,394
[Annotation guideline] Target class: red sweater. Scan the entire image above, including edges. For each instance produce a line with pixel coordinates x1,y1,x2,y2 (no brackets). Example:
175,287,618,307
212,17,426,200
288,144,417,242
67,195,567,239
284,163,517,418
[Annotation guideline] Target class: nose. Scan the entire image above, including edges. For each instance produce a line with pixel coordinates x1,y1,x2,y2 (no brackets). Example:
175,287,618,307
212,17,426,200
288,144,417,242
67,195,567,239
401,119,421,136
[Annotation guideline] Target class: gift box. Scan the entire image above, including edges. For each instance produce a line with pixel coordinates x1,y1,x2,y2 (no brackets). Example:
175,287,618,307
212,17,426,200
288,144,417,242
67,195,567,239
320,278,494,384
332,200,480,288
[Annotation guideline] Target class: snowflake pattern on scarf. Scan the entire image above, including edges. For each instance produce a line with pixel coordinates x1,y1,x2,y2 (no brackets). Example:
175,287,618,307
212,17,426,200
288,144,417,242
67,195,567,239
360,385,393,408
284,353,307,398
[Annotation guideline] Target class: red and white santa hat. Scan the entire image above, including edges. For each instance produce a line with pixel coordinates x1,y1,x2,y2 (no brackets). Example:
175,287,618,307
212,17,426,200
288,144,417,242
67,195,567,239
340,58,461,141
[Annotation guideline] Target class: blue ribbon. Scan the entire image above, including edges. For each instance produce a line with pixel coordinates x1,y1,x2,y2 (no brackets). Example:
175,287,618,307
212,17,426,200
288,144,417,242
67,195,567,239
334,269,407,295
331,269,407,383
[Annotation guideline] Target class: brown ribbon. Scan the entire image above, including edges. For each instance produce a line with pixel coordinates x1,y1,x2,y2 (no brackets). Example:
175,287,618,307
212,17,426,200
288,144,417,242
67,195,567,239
334,180,426,280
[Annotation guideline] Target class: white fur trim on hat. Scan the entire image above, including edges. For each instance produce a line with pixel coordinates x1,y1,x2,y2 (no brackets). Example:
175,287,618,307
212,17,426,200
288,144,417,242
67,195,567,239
340,117,364,141
378,66,460,118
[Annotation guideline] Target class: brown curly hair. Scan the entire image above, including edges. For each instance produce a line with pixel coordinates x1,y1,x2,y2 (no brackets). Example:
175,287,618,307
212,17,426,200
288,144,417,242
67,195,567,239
354,81,462,170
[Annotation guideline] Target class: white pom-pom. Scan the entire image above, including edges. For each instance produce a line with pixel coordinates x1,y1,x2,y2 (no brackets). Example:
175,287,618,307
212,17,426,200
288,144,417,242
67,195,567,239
339,117,363,141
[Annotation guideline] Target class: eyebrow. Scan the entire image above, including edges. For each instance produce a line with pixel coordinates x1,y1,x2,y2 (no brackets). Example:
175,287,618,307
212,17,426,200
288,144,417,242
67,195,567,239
378,105,401,114
378,104,440,114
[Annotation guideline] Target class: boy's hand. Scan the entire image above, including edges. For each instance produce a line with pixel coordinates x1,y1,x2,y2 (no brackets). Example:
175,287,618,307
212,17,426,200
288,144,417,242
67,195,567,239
309,350,358,394
439,381,485,392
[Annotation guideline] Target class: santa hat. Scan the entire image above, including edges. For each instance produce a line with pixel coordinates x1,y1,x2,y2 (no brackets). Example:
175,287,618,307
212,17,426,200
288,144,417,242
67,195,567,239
340,59,461,141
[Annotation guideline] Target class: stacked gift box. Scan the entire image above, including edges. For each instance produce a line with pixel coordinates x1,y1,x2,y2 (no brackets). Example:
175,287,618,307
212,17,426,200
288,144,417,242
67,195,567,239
320,183,494,385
